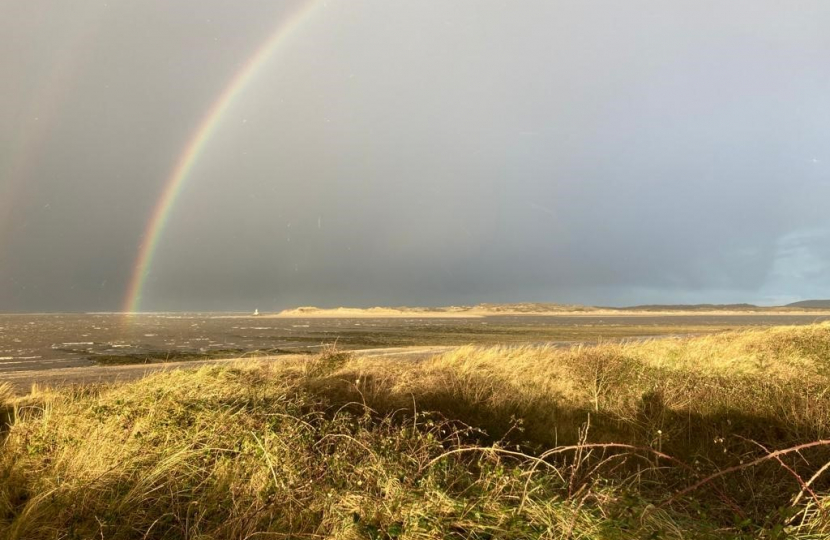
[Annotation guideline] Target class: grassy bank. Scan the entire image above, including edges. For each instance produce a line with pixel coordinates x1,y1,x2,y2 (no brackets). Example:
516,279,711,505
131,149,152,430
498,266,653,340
3,325,830,538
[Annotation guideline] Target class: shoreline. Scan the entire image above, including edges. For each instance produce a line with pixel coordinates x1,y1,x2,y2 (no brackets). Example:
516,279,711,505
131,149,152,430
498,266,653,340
269,309,830,319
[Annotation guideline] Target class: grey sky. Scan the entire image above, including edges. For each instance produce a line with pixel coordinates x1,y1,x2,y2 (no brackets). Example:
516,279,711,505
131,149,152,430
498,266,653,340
2,1,829,311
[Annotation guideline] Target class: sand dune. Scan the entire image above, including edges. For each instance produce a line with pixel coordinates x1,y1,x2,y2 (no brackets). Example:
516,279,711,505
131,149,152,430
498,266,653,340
272,303,830,318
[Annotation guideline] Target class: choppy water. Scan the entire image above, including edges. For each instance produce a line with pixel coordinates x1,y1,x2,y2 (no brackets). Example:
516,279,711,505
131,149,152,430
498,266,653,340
1,312,829,375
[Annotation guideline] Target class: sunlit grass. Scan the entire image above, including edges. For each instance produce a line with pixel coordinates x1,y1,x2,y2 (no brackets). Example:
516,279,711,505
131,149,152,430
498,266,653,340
4,324,830,538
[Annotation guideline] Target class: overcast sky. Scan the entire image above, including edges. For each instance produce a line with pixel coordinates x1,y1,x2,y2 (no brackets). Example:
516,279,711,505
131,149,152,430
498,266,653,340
2,1,829,312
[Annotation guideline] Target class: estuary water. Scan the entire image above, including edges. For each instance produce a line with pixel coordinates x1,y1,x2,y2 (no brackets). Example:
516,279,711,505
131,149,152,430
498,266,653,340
1,312,829,375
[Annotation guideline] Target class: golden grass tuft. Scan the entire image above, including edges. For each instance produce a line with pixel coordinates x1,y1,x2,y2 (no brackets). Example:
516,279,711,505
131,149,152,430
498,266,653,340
0,382,13,429
3,324,830,538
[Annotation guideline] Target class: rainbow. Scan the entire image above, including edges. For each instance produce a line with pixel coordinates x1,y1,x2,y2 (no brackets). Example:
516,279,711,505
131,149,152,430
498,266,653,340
123,1,320,314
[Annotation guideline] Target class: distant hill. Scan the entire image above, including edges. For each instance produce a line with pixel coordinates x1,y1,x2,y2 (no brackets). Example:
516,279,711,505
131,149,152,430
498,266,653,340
468,302,597,313
619,303,761,311
785,300,830,309
274,302,830,318
276,303,600,318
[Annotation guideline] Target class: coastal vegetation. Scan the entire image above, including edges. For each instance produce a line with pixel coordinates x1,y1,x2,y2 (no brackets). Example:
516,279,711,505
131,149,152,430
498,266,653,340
3,324,830,538
275,302,830,317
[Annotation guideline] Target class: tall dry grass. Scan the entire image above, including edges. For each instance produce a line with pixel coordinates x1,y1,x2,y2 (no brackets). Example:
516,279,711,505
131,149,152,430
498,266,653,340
325,325,830,452
3,324,830,538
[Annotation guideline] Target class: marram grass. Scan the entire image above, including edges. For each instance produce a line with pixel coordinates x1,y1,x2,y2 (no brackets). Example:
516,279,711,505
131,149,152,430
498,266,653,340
3,325,830,538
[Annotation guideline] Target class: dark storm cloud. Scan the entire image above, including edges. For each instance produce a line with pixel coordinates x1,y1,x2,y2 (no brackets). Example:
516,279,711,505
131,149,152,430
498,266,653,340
2,1,829,311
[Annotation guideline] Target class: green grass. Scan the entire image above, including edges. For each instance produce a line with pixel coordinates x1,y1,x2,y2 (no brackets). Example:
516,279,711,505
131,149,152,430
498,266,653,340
4,325,830,538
